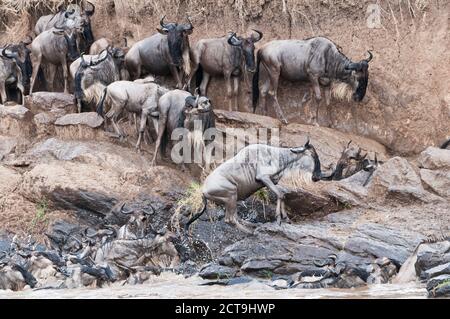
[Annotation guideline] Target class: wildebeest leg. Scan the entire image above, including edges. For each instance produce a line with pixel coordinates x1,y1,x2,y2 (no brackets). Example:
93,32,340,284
259,76,270,116
256,175,286,224
224,73,233,111
136,111,148,152
29,54,42,95
225,193,252,234
16,80,25,106
267,68,288,124
199,72,210,96
152,114,167,166
324,85,332,127
281,200,290,223
46,64,56,92
309,76,322,125
170,65,183,89
61,60,70,94
232,76,242,112
0,82,7,105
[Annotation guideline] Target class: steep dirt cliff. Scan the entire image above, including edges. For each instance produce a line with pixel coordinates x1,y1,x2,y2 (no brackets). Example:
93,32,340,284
1,0,448,155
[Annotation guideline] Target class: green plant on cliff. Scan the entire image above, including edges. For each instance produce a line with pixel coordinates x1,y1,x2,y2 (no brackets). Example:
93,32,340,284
29,198,49,230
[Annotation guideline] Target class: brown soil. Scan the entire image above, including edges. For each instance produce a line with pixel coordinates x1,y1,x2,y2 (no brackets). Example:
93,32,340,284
1,1,448,155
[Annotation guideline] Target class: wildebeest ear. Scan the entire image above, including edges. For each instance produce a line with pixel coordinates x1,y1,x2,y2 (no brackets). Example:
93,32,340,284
290,147,306,154
156,28,168,35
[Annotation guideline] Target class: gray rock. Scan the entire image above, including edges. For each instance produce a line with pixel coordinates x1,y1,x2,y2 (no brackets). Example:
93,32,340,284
420,169,450,199
198,263,238,279
367,157,429,203
345,223,424,265
55,112,104,128
0,104,31,120
422,262,450,280
418,147,450,170
426,274,450,291
26,92,76,117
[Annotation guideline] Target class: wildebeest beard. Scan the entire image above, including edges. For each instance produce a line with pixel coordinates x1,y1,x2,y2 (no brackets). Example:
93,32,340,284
167,31,185,67
354,73,368,101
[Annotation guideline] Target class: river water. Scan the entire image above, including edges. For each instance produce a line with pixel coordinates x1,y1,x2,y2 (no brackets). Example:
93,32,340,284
0,272,427,299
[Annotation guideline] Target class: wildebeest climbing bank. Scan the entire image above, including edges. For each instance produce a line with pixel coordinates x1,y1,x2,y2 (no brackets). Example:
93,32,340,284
0,0,449,299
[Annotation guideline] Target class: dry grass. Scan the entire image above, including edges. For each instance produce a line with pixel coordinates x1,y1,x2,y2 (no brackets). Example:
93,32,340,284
171,181,207,232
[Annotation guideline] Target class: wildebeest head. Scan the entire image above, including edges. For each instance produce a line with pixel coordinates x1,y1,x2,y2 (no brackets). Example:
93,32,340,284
80,1,95,50
53,26,80,61
2,38,33,86
344,51,373,102
227,29,263,73
157,15,193,67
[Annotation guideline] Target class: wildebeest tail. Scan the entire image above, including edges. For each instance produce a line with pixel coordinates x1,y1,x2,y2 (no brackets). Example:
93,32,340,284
184,195,207,232
195,64,204,93
440,138,450,149
96,87,108,116
252,50,262,113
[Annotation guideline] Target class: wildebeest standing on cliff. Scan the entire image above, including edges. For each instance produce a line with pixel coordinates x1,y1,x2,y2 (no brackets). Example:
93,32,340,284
188,30,263,111
29,25,80,95
0,48,26,105
34,2,96,52
0,38,33,104
152,90,215,166
253,37,373,124
71,47,128,112
125,16,193,88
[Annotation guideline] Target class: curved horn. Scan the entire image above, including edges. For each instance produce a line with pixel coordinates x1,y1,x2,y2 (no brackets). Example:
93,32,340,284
160,15,169,29
90,50,109,66
250,29,263,42
346,140,352,148
85,1,96,16
122,37,128,48
1,45,18,59
365,50,373,63
184,15,194,30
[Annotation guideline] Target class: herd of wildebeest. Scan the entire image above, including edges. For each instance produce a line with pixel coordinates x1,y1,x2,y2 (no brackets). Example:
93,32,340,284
0,2,450,294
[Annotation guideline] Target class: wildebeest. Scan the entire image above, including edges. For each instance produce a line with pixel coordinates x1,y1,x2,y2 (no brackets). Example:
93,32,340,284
0,47,26,105
125,16,193,88
188,30,263,111
0,38,33,93
71,47,128,112
253,37,373,124
29,25,80,95
441,138,450,150
151,89,215,166
185,139,320,233
95,77,169,151
35,2,95,52
318,141,381,186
